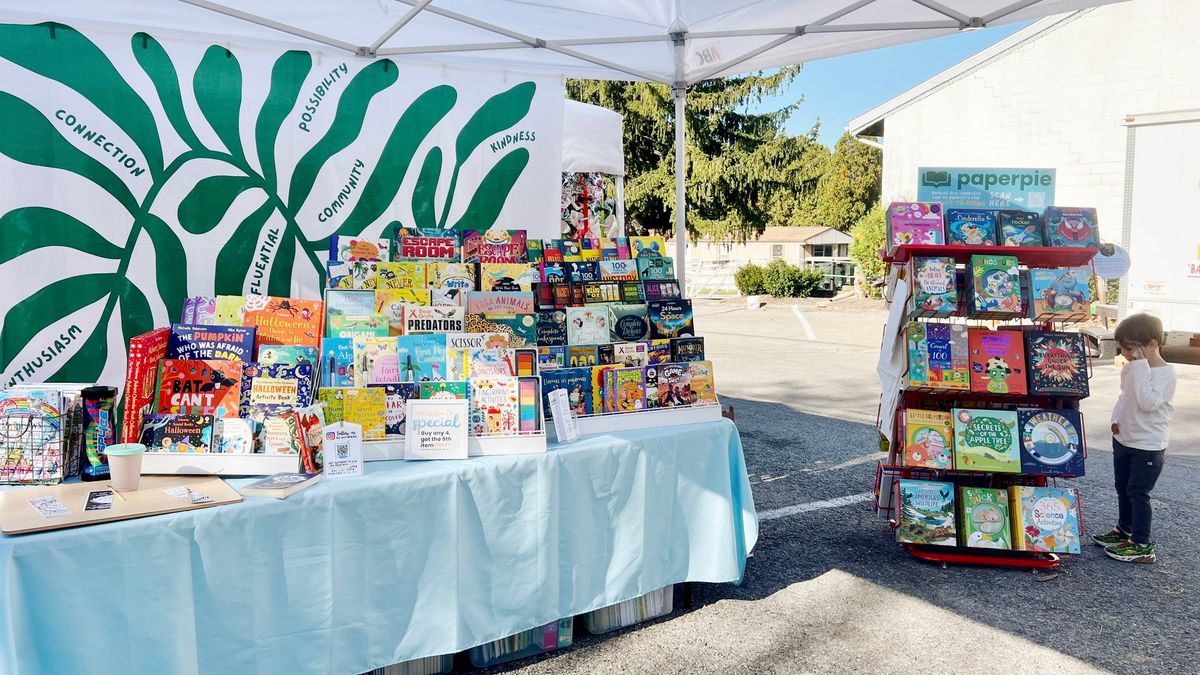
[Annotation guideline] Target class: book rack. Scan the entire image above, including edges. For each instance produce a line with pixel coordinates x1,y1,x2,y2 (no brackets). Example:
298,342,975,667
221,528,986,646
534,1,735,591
884,244,1099,267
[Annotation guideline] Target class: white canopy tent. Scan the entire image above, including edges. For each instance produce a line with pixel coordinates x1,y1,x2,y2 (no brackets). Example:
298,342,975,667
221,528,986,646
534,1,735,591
562,99,625,235
1,0,1124,290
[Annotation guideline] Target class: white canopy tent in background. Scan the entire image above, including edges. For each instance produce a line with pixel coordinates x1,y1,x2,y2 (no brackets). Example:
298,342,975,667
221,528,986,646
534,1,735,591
1,0,1124,291
563,99,625,235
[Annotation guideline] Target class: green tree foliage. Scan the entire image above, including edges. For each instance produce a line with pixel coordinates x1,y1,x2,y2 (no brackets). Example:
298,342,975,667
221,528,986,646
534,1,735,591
733,262,766,296
762,259,825,297
814,132,883,231
850,205,887,298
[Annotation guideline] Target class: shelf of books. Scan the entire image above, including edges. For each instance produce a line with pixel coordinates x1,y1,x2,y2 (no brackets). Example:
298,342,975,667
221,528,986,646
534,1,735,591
115,228,720,476
874,202,1101,568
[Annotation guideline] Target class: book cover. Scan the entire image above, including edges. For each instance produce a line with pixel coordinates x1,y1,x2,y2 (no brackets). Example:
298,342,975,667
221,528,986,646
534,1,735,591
905,321,969,390
316,387,347,423
646,339,672,365
214,295,247,324
166,324,255,362
542,239,564,263
140,413,215,453
1023,330,1089,396
120,327,170,443
686,361,718,405
256,345,319,366
241,296,324,349
1042,207,1100,248
566,306,611,345
566,261,601,283
998,210,1043,246
239,472,322,499
548,283,573,308
182,296,215,324
959,487,1011,549
239,362,316,418
391,227,460,261
540,367,592,417
599,237,619,260
326,260,380,289
352,335,399,385
613,342,649,367
376,287,433,309
946,209,998,246
604,367,646,413
583,282,621,304
567,345,598,368
909,257,957,318
657,363,690,407
156,359,242,417
326,313,389,339
445,333,510,379
526,239,544,263
952,408,1021,473
405,306,466,334
375,262,427,289
620,282,647,304
462,229,529,263
213,417,254,454
647,299,695,339
536,310,567,346
469,377,520,435
480,263,536,291
466,291,536,315
967,329,1028,395
598,259,639,282
325,289,377,318
902,409,953,469
260,414,303,455
537,345,567,371
643,365,660,408
636,256,675,281
1030,267,1091,321
540,261,567,283
615,237,632,259
561,239,582,261
465,314,537,347
330,236,390,262
579,238,602,261
970,254,1022,317
432,288,466,307
342,387,387,440
369,382,420,435
1018,408,1086,477
419,380,468,400
1009,486,1081,554
671,336,705,363
467,348,516,377
895,479,956,546
424,262,476,292
630,236,667,258
887,202,944,246
293,405,325,473
396,334,448,381
598,343,616,365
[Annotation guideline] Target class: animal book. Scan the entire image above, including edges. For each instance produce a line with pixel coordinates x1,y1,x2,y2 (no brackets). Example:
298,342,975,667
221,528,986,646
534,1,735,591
895,479,956,546
369,382,419,435
1009,486,1081,554
465,314,537,347
1018,408,1085,477
419,380,468,400
536,310,567,346
647,299,695,339
909,257,958,318
566,307,611,345
905,321,968,390
405,306,466,335
598,259,639,282
886,202,944,247
469,377,520,435
391,227,460,261
603,368,646,413
241,296,325,349
969,254,1022,318
141,414,215,453
330,236,390,262
540,367,593,417
636,256,675,281
468,348,516,377
462,229,529,263
121,327,170,443
375,262,427,289
952,408,1021,473
341,387,387,440
1042,207,1100,248
671,336,705,363
167,324,255,361
967,329,1028,395
609,304,650,342
426,262,477,290
642,280,681,301
998,210,1043,246
396,334,447,382
466,291,536,315
959,487,1011,549
480,263,536,291
687,361,718,405
630,236,666,258
902,409,953,469
1029,267,1091,321
239,363,315,418
1023,330,1089,396
945,209,997,246
155,360,243,418
327,260,379,289
256,345,318,366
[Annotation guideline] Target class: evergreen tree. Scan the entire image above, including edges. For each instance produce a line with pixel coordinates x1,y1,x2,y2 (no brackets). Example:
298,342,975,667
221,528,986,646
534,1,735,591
813,132,883,231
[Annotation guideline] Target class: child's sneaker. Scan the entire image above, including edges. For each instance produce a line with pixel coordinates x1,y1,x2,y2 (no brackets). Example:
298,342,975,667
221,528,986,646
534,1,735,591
1104,541,1157,564
1091,528,1128,547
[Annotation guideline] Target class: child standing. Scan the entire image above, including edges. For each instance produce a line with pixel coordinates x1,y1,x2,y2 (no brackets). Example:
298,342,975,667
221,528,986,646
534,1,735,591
1092,313,1177,564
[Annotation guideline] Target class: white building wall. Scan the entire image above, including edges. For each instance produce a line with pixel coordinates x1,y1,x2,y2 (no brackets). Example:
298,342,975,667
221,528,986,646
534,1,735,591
879,0,1200,235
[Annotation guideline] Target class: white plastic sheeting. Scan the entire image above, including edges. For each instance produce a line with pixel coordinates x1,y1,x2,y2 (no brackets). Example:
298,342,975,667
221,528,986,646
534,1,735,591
562,100,623,176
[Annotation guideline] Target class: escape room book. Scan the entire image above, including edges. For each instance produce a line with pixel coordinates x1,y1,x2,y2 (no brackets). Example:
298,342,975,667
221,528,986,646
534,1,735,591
469,377,520,435
536,310,568,346
375,262,427,289
239,363,315,418
902,409,953,469
895,479,956,546
462,230,529,263
140,414,215,453
369,382,419,435
241,296,324,349
1042,207,1100,248
1009,486,1081,554
998,210,1043,246
391,227,460,261
969,254,1022,318
630,236,667,258
609,304,650,342
687,361,718,405
647,299,695,339
945,209,997,246
959,487,1011,549
480,263,536,291
603,368,646,413
1029,267,1091,322
905,321,968,390
886,202,944,246
540,367,593,417
909,257,957,318
1023,330,1089,396
566,307,611,345
327,260,379,289
671,336,705,363
155,359,243,418
425,262,477,292
952,408,1020,473
329,236,390,262
396,334,448,382
167,324,255,362
636,256,675,281
967,328,1027,395
598,259,640,282
342,387,387,440
1018,408,1085,477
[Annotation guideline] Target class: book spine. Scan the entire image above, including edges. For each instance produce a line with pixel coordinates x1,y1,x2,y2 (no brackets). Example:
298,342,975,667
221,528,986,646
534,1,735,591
1008,486,1024,551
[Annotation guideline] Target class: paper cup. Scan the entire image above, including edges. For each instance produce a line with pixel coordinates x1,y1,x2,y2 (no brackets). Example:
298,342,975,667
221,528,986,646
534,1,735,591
106,443,146,492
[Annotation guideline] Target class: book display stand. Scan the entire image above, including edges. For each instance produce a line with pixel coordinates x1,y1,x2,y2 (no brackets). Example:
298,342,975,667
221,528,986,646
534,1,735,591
874,243,1098,569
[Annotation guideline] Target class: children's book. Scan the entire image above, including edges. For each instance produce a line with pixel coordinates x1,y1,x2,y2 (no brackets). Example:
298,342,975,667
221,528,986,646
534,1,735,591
462,230,529,263
609,304,650,342
1042,207,1100,248
566,262,601,284
464,314,537,348
238,472,322,499
998,210,1043,246
166,324,255,362
613,342,649,368
567,345,599,368
647,299,695,339
579,238,602,261
256,345,318,366
1023,330,1089,396
316,387,347,423
391,227,460,261
326,260,380,289
902,409,953,469
643,365,661,408
369,382,420,435
325,289,378,318
541,239,565,263
603,368,646,413
141,414,215,453
395,334,447,382
376,287,433,310
566,306,611,345
671,336,705,363
260,414,304,456
959,487,1011,549
657,363,691,408
537,345,567,371
352,335,399,385
480,263,536,291
952,408,1021,473
560,238,582,261
330,236,390,262
540,367,593,417
1029,267,1091,321
599,238,619,260
326,313,389,339
293,405,325,473
620,282,646,304
423,262,476,291
526,239,544,263
466,291,536,315
214,295,247,324
375,262,427,289
405,306,465,334
536,310,567,346
469,377,520,435
967,328,1027,395
583,282,621,304
895,479,956,546
630,236,667,258
905,321,969,390
548,283,573,308
909,257,958,318
1018,408,1086,477
1009,486,1081,554
597,343,616,365
590,363,616,415
945,209,997,246
540,261,567,283
468,348,516,377
445,333,510,379
342,387,387,440
155,359,242,417
373,293,408,337
212,417,254,454
239,362,316,418
121,327,171,444
181,296,216,324
969,254,1022,318
646,339,672,365
598,259,640,282
432,288,466,307
687,361,718,405
636,256,675,282
887,202,944,246
241,296,324,349
419,380,468,400
642,280,680,302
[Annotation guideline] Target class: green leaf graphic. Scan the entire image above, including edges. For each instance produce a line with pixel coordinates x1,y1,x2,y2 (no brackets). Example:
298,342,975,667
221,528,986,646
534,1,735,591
214,200,274,295
194,46,245,161
412,148,442,229
453,148,529,231
132,32,203,151
256,51,312,191
178,175,254,234
0,274,112,373
117,279,155,344
55,317,109,383
141,214,188,323
268,230,296,297
0,207,122,265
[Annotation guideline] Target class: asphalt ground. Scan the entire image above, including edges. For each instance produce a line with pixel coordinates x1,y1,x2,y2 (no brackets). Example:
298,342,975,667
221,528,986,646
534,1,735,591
465,299,1199,675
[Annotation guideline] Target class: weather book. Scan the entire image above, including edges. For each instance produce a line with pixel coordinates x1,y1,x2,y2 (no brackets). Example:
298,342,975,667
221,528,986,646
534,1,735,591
967,328,1027,395
909,257,957,318
958,487,1011,549
647,299,695,339
1009,486,1081,554
886,202,944,247
1018,408,1085,477
952,408,1021,473
998,210,1043,246
1023,330,1089,396
155,359,243,417
1042,207,1100,248
945,208,997,246
905,321,968,391
969,254,1022,318
902,409,953,469
166,324,255,361
1029,267,1091,322
895,479,956,547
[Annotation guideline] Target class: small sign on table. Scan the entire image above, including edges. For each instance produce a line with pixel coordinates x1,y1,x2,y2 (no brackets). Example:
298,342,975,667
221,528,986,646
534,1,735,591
323,421,363,478
404,399,469,460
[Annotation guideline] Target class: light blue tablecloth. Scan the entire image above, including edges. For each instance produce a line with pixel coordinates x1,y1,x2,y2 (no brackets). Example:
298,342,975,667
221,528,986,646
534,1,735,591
0,418,756,675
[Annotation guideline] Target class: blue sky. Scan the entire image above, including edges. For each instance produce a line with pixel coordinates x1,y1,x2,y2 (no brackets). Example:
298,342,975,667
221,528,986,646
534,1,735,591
756,23,1030,147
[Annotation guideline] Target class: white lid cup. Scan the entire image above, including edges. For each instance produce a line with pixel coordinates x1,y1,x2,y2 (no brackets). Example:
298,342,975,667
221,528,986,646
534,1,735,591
106,443,146,492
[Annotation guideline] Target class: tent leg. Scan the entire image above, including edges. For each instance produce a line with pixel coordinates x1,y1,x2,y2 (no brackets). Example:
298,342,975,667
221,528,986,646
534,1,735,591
673,85,687,296
615,175,626,238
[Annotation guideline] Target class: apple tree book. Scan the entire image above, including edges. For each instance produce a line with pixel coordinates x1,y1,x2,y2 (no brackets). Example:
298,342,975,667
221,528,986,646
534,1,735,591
952,408,1021,473
958,487,1011,549
895,479,956,547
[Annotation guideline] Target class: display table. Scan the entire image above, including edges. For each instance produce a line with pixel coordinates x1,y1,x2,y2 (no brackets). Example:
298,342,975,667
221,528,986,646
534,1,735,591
0,419,756,674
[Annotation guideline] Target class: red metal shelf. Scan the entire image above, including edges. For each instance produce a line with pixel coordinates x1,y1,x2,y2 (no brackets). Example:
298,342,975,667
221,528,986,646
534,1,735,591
884,244,1098,267
904,544,1062,569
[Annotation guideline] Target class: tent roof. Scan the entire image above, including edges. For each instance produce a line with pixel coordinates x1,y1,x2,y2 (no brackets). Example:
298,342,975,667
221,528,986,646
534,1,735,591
562,100,624,175
0,0,1127,85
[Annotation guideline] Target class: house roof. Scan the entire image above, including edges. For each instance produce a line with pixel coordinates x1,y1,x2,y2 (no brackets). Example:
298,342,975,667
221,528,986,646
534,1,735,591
847,11,1092,138
755,226,850,243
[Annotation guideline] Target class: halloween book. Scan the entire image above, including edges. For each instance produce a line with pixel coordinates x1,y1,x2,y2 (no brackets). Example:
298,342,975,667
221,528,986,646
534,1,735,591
155,359,243,418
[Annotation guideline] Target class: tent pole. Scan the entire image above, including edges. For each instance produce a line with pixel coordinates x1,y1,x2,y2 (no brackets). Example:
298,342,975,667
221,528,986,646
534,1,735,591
615,175,626,238
672,30,688,297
